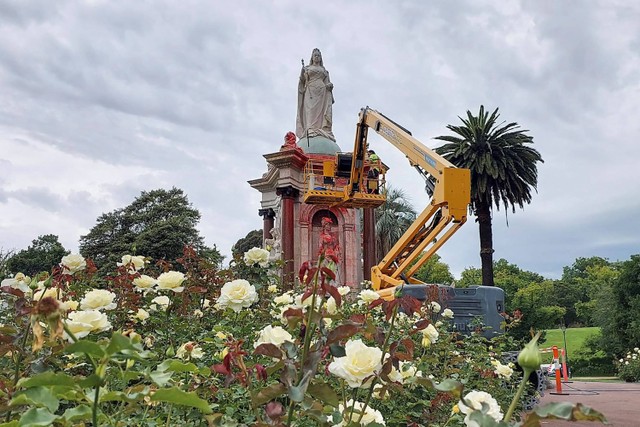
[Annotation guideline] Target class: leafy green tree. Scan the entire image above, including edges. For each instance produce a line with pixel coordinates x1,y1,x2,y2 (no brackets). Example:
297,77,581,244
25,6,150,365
575,263,619,326
435,107,543,286
413,253,454,284
603,254,640,355
556,257,616,326
0,248,15,280
79,188,209,273
375,186,417,260
231,230,263,258
457,266,482,288
510,280,565,341
6,234,69,276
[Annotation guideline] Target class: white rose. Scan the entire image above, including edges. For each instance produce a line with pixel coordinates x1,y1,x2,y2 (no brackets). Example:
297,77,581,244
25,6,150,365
421,324,439,347
150,295,170,311
33,287,61,301
176,342,204,360
61,254,86,274
117,255,146,272
133,275,157,292
193,309,203,318
442,308,454,319
494,363,514,379
253,325,294,348
329,339,383,388
65,310,112,340
267,284,278,293
243,247,270,268
359,289,381,304
273,292,294,306
2,273,31,293
326,297,338,315
217,279,258,312
59,300,79,311
429,301,441,313
334,399,386,426
80,289,117,311
458,390,503,425
133,308,150,322
157,271,186,293
337,286,351,296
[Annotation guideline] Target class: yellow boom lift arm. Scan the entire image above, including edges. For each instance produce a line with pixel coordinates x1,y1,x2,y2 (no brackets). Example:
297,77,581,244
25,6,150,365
348,108,471,299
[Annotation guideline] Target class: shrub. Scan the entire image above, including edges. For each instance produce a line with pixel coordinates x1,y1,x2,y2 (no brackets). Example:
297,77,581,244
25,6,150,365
0,246,606,426
616,348,640,382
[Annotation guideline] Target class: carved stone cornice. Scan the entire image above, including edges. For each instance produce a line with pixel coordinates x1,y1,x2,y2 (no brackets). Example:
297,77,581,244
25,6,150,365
265,148,309,171
248,164,279,192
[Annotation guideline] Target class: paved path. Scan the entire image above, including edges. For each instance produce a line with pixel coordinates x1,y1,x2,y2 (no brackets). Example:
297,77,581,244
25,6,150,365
535,380,640,427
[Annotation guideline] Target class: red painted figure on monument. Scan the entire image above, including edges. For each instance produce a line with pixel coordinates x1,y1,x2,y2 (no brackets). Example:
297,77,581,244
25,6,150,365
318,217,340,268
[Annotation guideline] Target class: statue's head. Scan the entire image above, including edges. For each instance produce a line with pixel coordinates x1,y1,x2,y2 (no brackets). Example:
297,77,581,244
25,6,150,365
309,48,323,66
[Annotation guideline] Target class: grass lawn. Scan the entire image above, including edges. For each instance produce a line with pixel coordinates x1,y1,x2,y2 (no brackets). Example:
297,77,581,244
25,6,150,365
539,327,600,361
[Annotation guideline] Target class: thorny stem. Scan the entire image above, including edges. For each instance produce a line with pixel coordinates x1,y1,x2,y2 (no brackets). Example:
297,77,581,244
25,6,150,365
5,324,32,422
356,302,400,425
504,368,531,422
286,258,324,427
63,324,102,426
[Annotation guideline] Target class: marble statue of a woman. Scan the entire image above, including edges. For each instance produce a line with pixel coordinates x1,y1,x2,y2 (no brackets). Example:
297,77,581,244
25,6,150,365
296,48,335,142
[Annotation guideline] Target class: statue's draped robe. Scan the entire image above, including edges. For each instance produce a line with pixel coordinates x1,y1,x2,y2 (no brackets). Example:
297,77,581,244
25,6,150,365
296,65,335,141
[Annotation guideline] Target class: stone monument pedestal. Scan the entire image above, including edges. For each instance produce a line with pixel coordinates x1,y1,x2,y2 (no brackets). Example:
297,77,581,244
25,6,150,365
248,142,363,289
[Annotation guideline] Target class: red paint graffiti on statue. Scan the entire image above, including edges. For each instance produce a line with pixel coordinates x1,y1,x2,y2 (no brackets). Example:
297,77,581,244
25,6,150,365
318,217,340,263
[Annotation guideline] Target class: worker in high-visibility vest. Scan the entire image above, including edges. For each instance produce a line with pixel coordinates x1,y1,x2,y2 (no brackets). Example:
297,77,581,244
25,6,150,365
366,150,381,194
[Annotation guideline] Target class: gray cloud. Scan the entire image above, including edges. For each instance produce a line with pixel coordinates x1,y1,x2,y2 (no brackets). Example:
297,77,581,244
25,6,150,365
1,0,639,279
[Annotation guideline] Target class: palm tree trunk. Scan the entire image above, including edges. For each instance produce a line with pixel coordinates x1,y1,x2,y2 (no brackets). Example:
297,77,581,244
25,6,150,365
476,202,495,286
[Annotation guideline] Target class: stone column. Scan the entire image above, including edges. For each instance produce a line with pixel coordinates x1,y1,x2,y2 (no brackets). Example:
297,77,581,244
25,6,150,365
258,208,276,241
276,186,299,287
363,208,376,281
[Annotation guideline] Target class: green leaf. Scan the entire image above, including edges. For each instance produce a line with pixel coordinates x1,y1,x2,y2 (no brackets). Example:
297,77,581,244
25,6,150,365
17,372,76,389
105,332,138,355
65,340,105,358
251,383,286,407
151,387,212,414
0,421,19,427
150,370,173,387
526,402,607,424
18,407,57,427
10,387,59,412
157,359,199,373
307,382,339,407
62,405,92,422
101,387,150,403
79,374,104,388
415,377,464,399
329,344,345,358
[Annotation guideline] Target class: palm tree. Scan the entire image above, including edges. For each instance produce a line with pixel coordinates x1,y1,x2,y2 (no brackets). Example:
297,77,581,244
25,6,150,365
375,186,417,260
435,106,543,286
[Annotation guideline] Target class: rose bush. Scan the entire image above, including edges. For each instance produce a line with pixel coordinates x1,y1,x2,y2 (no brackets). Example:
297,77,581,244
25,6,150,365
0,246,606,426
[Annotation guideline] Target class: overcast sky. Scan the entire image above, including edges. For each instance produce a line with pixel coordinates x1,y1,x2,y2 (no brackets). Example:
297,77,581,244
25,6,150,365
1,0,639,280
